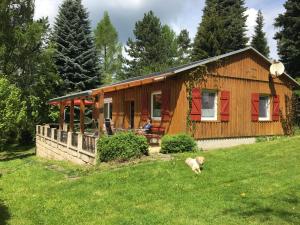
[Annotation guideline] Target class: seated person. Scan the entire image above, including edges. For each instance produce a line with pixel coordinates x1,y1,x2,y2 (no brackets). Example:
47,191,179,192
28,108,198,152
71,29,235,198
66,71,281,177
142,118,152,134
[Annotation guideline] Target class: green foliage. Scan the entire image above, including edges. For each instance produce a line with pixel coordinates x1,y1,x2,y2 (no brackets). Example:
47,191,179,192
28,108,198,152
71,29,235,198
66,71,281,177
251,10,270,57
192,0,222,60
192,0,248,60
274,0,300,78
97,132,149,162
0,1,61,144
177,29,192,64
124,11,178,79
53,0,100,92
256,136,283,143
94,11,123,84
0,78,27,148
218,0,248,52
160,134,197,154
161,25,178,67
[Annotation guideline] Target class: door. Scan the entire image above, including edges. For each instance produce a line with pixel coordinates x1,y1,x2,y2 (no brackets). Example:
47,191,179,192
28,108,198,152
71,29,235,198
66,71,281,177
125,101,135,129
130,101,135,129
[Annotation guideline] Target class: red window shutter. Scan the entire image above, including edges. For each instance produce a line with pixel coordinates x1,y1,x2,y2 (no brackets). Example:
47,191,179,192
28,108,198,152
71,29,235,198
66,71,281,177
141,92,149,121
162,88,171,122
272,95,280,121
190,88,201,121
251,93,259,122
221,91,230,122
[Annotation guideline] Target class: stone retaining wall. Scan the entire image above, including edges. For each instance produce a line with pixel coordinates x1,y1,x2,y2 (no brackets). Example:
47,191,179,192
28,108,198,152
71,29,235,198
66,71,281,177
36,125,98,165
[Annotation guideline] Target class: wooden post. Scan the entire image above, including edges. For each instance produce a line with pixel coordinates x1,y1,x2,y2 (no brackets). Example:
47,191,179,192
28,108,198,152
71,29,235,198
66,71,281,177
70,99,75,132
98,93,104,135
80,99,85,134
59,102,64,130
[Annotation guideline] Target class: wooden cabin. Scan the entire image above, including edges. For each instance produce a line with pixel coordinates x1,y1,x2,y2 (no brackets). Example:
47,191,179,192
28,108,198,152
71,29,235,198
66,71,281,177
49,47,300,141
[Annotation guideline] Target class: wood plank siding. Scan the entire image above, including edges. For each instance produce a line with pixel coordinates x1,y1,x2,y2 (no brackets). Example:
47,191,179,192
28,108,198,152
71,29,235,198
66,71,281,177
94,50,293,139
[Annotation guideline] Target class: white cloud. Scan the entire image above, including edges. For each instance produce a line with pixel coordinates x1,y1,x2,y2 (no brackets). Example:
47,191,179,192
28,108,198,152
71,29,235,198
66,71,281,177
34,0,62,24
245,8,258,40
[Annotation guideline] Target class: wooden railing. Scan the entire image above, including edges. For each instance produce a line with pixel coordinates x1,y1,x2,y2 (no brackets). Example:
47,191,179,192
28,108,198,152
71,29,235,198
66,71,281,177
36,125,98,165
71,133,78,147
54,129,58,140
60,131,68,144
47,128,51,138
82,135,96,153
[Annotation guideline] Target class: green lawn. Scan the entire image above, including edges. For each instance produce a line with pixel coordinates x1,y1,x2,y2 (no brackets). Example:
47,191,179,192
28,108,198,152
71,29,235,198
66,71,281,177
0,137,300,225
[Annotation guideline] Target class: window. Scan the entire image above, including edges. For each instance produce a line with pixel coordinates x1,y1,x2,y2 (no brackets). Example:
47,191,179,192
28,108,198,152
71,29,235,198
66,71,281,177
259,95,270,121
202,90,217,121
104,98,113,120
151,91,162,120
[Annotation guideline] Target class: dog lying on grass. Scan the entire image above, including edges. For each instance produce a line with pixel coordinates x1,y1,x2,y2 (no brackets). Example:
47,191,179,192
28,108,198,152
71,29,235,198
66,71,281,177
185,156,205,174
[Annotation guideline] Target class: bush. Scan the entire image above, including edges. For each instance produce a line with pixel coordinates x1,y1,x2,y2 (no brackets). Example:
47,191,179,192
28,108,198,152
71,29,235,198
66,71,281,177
0,78,27,149
160,134,197,154
97,132,149,162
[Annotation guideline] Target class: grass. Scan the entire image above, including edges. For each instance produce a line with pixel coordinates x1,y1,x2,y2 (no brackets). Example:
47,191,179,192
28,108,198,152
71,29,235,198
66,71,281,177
0,137,300,225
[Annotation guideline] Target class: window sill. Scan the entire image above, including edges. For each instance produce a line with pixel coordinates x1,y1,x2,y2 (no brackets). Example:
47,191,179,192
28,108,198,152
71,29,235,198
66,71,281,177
151,117,161,121
201,118,218,122
259,118,271,122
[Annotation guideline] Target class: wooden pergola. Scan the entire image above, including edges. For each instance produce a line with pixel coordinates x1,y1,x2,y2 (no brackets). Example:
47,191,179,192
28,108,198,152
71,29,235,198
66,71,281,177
48,90,105,134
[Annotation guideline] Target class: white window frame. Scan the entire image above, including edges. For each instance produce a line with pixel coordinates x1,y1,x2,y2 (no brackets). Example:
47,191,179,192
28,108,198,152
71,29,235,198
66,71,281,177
201,90,218,121
151,91,162,120
259,95,270,121
104,98,113,120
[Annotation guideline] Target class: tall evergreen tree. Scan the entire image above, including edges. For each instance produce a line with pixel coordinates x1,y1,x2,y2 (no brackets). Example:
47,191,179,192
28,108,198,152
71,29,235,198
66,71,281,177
161,25,178,68
94,11,123,84
125,11,169,78
251,10,270,57
218,0,248,52
274,0,300,78
53,0,99,92
192,0,222,60
177,29,191,64
192,0,248,60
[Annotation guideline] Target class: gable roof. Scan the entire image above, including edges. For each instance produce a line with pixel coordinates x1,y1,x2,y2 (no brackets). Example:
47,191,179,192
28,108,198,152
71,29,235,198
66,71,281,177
92,46,299,93
49,47,300,103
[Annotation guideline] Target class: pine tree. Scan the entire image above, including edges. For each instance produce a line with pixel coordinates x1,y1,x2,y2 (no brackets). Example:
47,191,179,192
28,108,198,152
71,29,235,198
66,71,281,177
53,0,99,92
192,0,248,60
192,0,222,60
177,29,191,64
94,11,123,84
251,10,270,57
274,0,300,78
218,0,249,52
161,25,178,68
125,11,169,78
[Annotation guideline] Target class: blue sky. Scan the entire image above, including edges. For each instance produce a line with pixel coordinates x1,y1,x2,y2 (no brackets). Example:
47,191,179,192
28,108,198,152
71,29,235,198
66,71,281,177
34,0,286,59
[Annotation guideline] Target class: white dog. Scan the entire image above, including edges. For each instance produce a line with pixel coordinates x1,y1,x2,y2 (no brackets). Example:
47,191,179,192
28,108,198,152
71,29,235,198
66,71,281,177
185,156,205,174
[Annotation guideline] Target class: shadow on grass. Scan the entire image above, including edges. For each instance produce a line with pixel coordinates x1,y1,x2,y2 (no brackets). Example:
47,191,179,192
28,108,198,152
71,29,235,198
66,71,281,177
0,144,35,162
0,192,10,225
223,194,300,224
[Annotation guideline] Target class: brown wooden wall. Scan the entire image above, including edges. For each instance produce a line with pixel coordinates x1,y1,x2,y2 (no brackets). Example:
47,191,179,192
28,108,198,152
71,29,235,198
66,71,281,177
100,50,293,139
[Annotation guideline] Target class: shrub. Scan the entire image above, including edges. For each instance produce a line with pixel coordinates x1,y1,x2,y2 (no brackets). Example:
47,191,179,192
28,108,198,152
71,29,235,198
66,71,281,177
0,78,27,149
160,133,197,154
97,132,149,162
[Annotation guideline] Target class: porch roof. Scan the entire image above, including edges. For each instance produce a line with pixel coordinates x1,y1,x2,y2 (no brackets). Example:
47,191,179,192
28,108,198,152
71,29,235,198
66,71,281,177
48,90,93,104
